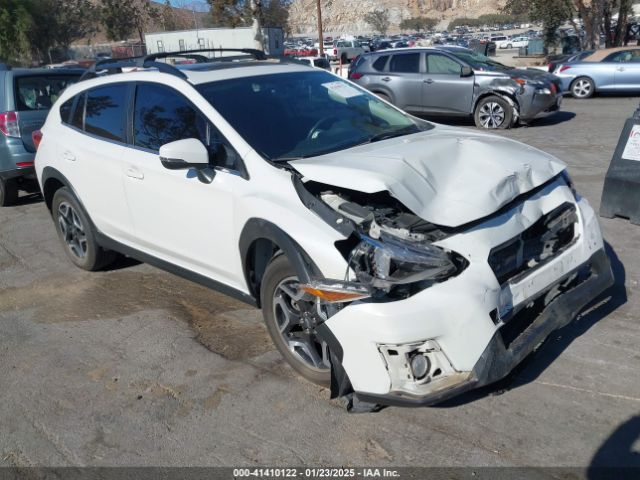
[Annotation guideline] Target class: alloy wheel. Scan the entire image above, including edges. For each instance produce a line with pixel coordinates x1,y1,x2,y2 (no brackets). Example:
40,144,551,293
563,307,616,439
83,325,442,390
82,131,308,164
272,277,330,371
478,102,506,129
57,201,87,259
573,79,592,98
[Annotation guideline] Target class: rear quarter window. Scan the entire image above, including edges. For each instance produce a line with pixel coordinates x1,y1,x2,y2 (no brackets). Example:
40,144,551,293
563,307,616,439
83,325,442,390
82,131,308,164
372,55,389,71
14,75,78,111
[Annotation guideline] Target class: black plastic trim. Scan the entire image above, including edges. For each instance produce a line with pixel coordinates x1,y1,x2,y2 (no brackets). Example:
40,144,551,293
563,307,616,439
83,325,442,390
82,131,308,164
96,232,258,307
239,218,322,305
291,174,356,237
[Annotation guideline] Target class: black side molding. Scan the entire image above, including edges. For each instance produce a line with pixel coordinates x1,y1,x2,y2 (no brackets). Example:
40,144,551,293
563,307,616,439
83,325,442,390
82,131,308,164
96,233,258,308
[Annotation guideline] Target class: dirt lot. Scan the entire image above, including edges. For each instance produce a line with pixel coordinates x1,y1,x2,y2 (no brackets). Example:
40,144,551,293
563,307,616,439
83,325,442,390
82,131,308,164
0,96,639,470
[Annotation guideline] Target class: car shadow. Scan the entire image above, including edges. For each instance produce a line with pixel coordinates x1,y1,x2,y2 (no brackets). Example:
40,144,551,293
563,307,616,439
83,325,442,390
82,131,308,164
527,110,576,127
433,241,626,408
14,191,43,206
587,415,640,480
103,254,141,271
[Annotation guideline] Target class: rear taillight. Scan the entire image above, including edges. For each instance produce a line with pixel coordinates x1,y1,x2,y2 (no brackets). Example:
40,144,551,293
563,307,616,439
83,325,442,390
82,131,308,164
32,129,43,150
333,48,337,55
0,111,20,138
559,65,571,73
350,72,364,80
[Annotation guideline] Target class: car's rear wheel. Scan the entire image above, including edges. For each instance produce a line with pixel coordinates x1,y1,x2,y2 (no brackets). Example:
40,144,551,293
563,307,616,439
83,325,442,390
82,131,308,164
0,178,18,207
261,254,331,386
52,187,116,271
570,77,595,99
474,96,514,129
340,53,348,64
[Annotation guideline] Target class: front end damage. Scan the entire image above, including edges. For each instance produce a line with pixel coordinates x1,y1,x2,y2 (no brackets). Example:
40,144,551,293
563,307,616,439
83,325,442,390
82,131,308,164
291,170,613,410
474,71,563,124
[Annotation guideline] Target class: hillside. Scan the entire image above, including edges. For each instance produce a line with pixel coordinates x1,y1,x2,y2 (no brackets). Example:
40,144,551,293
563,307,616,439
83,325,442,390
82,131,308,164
289,0,507,35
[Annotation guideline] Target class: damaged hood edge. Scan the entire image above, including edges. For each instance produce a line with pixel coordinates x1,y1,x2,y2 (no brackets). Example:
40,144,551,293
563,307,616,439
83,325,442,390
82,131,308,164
290,126,566,228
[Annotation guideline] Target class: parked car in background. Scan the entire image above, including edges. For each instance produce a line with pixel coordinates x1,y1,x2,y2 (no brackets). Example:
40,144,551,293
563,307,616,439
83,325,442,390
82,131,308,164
35,50,612,411
293,56,331,70
547,50,593,73
349,47,562,129
330,40,366,63
498,37,529,49
0,65,82,206
554,47,640,98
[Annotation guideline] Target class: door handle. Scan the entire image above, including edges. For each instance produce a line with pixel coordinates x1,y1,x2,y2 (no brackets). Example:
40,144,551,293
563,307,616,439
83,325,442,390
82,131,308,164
62,151,76,161
125,166,144,180
423,78,434,84
381,77,391,82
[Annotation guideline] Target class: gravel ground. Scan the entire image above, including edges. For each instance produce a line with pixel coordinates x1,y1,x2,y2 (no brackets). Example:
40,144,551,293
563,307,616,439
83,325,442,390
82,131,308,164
0,96,639,471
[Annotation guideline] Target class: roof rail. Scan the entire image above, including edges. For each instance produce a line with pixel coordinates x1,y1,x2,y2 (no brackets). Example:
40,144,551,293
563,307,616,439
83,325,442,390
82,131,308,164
145,48,267,62
78,48,267,82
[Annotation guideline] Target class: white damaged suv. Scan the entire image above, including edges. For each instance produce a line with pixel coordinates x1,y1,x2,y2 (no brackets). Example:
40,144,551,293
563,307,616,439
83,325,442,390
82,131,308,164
34,50,613,411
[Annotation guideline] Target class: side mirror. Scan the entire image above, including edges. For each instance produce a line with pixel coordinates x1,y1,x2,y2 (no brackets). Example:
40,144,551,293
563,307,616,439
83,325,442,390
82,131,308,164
160,138,216,184
160,138,209,170
461,66,474,77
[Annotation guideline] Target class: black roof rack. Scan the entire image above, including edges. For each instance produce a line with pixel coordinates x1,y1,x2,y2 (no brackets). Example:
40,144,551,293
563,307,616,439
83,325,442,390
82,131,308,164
79,48,267,82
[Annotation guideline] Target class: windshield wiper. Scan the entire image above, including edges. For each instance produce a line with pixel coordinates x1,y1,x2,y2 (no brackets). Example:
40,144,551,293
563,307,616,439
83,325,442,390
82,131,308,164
365,125,420,144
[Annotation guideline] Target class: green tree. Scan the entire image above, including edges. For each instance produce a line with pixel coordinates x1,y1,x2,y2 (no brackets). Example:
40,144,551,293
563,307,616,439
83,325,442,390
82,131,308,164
400,17,439,32
262,0,290,32
207,0,247,27
100,0,159,43
364,9,390,36
0,0,33,65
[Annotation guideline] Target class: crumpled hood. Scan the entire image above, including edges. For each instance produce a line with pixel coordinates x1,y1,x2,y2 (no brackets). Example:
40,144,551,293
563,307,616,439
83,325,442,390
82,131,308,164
290,126,565,228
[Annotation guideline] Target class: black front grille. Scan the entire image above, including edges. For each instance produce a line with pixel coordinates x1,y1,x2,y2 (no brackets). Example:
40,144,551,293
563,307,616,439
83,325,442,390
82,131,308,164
488,202,577,285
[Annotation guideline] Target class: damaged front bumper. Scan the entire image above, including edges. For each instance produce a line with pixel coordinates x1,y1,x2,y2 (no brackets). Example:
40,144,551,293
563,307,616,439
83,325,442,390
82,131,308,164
519,88,563,122
321,181,614,408
354,248,613,407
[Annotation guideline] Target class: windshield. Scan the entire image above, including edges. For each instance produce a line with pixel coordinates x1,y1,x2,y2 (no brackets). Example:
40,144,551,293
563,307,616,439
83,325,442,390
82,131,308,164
196,71,428,161
447,50,511,71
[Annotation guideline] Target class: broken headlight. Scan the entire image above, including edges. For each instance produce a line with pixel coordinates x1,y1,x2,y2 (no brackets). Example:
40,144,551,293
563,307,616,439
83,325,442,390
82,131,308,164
349,231,461,292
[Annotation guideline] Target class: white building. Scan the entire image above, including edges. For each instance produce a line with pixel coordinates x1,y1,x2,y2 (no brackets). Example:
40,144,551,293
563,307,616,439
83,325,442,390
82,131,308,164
144,27,284,57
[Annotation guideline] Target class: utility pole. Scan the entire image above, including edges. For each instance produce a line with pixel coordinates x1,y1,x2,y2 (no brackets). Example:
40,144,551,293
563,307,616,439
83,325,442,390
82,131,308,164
316,0,324,56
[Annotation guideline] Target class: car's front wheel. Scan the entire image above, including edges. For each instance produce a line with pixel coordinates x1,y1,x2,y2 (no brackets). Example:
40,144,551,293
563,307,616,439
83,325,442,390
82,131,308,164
474,95,514,129
261,254,331,386
52,187,116,271
570,77,595,99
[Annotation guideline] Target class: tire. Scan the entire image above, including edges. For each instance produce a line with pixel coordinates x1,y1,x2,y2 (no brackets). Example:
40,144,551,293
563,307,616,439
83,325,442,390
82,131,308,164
261,254,331,386
474,95,514,129
375,92,391,103
0,177,18,207
570,77,595,99
340,53,348,64
51,187,116,271
507,44,512,49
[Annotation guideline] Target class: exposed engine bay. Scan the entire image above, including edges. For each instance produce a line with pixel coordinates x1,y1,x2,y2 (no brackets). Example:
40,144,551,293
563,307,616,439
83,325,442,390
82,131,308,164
298,180,468,300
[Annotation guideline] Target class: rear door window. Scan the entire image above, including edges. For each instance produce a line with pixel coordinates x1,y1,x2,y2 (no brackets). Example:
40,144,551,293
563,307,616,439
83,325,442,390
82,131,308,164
84,84,128,142
389,53,420,73
14,75,78,111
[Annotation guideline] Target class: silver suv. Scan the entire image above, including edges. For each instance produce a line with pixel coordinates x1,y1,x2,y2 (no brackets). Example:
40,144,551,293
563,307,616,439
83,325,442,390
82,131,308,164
349,47,563,129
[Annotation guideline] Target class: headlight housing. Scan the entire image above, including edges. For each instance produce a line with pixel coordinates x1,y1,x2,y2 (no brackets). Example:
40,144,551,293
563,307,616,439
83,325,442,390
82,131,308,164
349,231,465,293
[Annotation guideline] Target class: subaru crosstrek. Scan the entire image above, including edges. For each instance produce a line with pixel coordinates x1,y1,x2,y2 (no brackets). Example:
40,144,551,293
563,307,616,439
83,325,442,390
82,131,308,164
34,53,613,412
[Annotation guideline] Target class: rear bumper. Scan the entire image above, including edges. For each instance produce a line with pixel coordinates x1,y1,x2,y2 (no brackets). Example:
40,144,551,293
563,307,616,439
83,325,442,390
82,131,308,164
355,248,613,407
0,165,35,181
